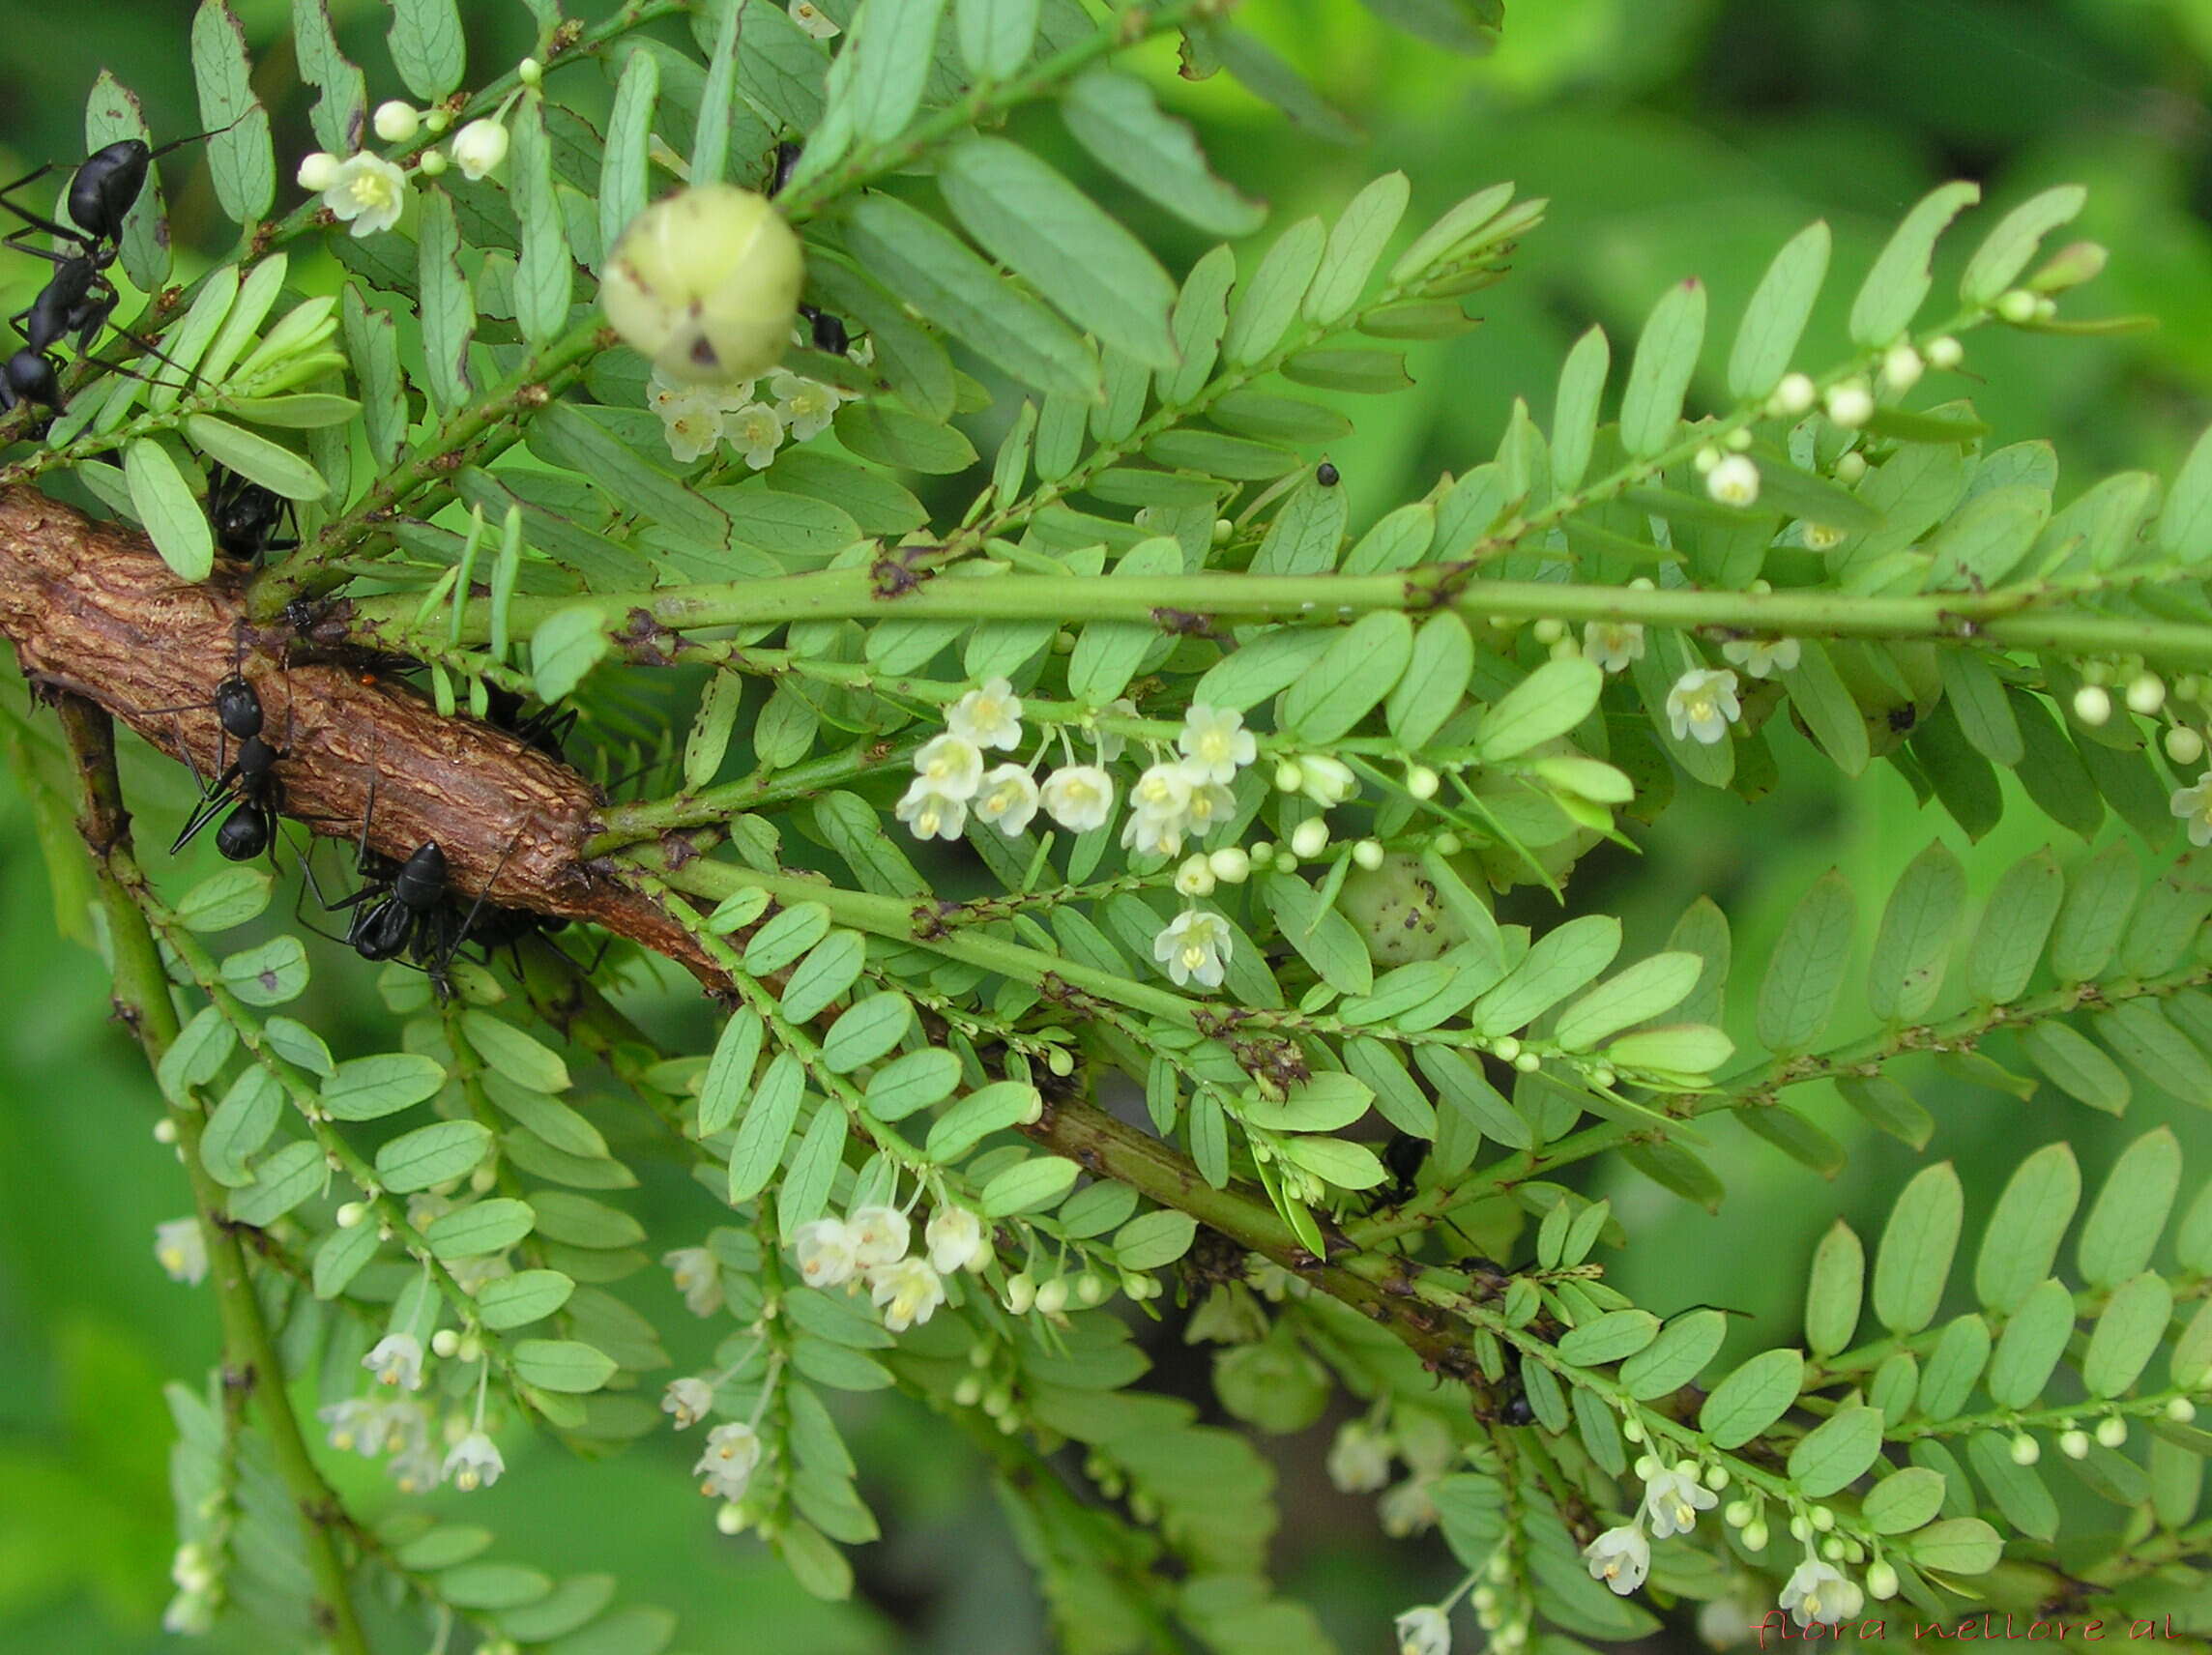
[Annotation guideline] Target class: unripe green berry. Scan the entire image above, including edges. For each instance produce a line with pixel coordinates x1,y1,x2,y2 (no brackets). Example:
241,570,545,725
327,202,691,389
601,185,805,386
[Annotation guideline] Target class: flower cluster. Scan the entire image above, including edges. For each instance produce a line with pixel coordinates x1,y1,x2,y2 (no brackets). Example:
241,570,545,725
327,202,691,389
319,1395,501,1493
648,364,857,468
789,1201,988,1333
896,678,1030,841
1580,1456,1718,1597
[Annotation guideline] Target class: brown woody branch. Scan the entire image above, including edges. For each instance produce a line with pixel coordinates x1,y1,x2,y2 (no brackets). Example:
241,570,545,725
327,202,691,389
0,485,723,984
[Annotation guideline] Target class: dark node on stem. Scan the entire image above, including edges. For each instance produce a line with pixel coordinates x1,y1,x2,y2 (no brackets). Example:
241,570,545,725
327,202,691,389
1150,606,1216,638
621,606,684,667
911,902,951,943
1285,1247,1322,1272
869,544,936,600
1315,460,1339,487
657,831,699,871
1887,703,1918,733
550,17,584,53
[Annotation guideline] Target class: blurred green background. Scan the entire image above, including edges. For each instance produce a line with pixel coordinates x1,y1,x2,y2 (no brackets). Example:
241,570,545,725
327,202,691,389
3,1,2210,1650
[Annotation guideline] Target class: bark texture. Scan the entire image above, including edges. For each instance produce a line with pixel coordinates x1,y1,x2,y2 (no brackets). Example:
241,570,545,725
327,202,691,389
0,485,721,982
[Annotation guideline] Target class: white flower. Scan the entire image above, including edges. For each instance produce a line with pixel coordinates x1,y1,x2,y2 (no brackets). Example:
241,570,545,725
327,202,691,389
1041,764,1115,831
896,780,968,842
695,1421,764,1501
1666,668,1741,745
1395,1605,1452,1655
1705,452,1761,507
793,1217,860,1289
975,765,1040,834
1130,759,1196,823
1153,909,1232,990
1780,1558,1858,1627
1377,1475,1438,1537
769,369,852,442
373,101,421,143
451,118,509,181
443,1430,505,1491
322,152,409,238
869,1256,946,1331
364,1332,426,1390
914,733,985,798
1584,620,1646,674
663,1246,722,1317
789,0,840,38
1583,1524,1650,1595
663,1376,715,1429
1642,1463,1718,1538
848,1204,911,1267
1175,855,1216,898
320,1397,394,1455
1297,753,1357,807
651,384,728,463
948,678,1025,749
1326,1420,1394,1493
296,150,342,192
2171,769,2212,847
1720,637,1801,680
1178,704,1257,783
926,1205,991,1274
154,1217,207,1286
725,400,786,469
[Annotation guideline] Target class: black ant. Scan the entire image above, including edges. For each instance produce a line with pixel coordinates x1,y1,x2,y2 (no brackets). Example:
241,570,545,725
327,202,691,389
797,303,849,356
168,674,286,862
207,465,297,564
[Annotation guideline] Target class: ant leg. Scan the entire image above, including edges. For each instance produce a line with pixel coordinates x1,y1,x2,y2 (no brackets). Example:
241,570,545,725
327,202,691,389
439,826,527,981
0,225,79,265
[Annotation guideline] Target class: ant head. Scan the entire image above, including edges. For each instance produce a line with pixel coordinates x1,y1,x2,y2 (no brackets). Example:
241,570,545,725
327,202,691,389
2,348,60,412
212,676,264,741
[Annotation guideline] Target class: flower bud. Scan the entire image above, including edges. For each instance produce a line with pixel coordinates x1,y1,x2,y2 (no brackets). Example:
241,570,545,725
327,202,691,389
1693,444,1722,474
2095,1414,2127,1448
1033,1276,1070,1315
1825,381,1874,428
2059,1427,2090,1460
1705,452,1760,507
296,151,343,192
1926,335,1964,370
1867,1560,1900,1600
1994,289,2039,324
430,1328,460,1357
1834,450,1869,483
1289,818,1329,860
2165,725,2204,766
1075,1272,1108,1306
2073,684,2111,727
335,1202,367,1229
1352,838,1385,871
1273,759,1305,794
2126,673,2166,715
153,1118,179,1144
1208,846,1251,884
418,147,449,178
1880,342,1923,393
1742,1520,1768,1552
1768,371,1817,417
1003,1273,1035,1314
1531,618,1564,645
2166,1396,2197,1423
602,185,805,386
2010,1432,2041,1466
451,118,510,181
374,102,422,143
1406,764,1441,799
518,56,543,87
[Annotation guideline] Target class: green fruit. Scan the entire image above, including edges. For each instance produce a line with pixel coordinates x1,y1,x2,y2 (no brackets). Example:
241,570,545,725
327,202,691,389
600,185,804,385
1338,854,1465,965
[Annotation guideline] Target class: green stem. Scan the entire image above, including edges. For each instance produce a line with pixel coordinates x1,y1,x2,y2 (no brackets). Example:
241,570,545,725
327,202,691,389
54,701,371,1655
339,564,2212,666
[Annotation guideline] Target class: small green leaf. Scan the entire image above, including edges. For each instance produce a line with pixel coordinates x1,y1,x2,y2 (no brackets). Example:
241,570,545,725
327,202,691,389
1304,171,1410,323
190,1,274,226
388,0,464,100
219,937,308,1005
1960,185,2087,306
2082,1272,2171,1397
509,1338,618,1394
979,1155,1081,1216
1473,656,1603,761
1873,1162,1963,1336
2018,1020,2130,1115
184,417,328,502
1618,1309,1726,1400
939,135,1178,367
2077,1126,2181,1288
1060,71,1263,238
1789,1405,1886,1498
461,1011,571,1093
727,1055,804,1205
321,1054,445,1121
1756,870,1856,1055
1700,1348,1805,1448
1866,839,1966,1024
1987,1276,2074,1408
864,1049,961,1121
1850,181,1981,346
1281,612,1413,742
1225,217,1326,365
599,50,656,265
1618,278,1705,457
1553,953,1701,1052
1112,1209,1197,1271
957,0,1039,79
176,866,272,932
417,189,475,411
1863,1466,1946,1535
1550,325,1608,492
1907,1518,2003,1577
426,1198,537,1260
529,606,611,704
1965,849,2062,1004
1974,1142,2080,1315
782,931,867,1023
822,995,913,1073
1556,1309,1659,1367
125,440,214,580
1728,219,1829,399
376,1119,493,1193
478,1270,575,1330
1805,1220,1865,1358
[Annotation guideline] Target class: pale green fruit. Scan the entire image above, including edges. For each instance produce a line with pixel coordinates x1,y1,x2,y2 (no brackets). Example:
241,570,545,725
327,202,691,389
1337,853,1466,965
599,185,803,385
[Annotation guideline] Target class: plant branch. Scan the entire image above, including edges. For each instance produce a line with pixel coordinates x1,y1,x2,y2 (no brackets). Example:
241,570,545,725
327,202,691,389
53,697,371,1655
